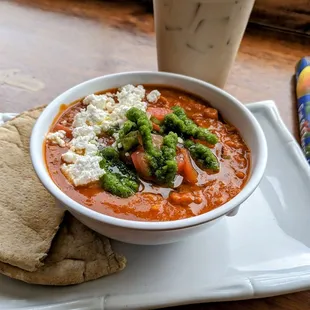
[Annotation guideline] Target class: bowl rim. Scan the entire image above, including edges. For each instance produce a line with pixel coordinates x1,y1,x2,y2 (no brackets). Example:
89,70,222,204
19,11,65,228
30,71,268,231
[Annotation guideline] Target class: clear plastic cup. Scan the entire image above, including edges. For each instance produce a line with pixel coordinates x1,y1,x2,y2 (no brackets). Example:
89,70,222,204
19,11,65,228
154,0,255,88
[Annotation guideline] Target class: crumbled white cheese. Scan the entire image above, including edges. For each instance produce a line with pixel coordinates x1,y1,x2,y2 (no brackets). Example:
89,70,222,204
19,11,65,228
62,150,79,164
72,109,87,128
69,124,99,155
72,125,96,138
70,136,98,154
83,94,115,110
177,137,184,144
85,143,98,155
72,106,106,129
116,84,147,114
117,84,145,104
74,85,147,133
93,125,102,135
89,104,109,126
147,90,161,103
61,155,105,186
112,132,119,140
60,84,150,186
46,130,66,147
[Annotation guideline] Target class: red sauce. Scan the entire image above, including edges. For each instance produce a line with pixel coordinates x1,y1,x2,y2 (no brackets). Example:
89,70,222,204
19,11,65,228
45,85,250,221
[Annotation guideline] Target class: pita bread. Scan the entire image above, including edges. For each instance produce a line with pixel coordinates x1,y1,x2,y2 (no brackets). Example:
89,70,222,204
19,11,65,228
0,213,126,285
0,107,64,272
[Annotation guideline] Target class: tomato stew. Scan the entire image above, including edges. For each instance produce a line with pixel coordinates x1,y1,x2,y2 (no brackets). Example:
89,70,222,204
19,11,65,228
45,86,250,221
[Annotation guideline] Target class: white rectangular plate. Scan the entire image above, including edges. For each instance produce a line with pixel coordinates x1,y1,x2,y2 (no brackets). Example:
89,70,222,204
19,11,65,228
1,101,310,310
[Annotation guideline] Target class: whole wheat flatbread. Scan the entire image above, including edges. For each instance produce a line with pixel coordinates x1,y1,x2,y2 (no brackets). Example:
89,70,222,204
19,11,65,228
0,107,64,272
0,213,126,285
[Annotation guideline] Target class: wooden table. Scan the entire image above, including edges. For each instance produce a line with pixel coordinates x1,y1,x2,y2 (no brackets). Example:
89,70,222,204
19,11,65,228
1,0,310,309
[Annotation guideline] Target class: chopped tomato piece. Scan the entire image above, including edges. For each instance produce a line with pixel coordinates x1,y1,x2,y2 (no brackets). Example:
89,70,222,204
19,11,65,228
54,124,72,138
152,123,161,132
131,150,151,178
176,152,185,173
180,148,198,184
147,107,172,121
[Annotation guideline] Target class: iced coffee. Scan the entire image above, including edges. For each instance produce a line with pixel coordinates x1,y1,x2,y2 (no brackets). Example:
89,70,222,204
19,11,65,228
154,0,255,88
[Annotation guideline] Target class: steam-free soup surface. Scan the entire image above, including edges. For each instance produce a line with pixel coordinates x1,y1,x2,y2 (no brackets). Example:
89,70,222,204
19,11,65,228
45,85,250,221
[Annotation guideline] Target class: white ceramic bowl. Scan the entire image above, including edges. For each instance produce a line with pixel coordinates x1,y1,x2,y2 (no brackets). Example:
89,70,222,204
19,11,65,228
31,71,267,245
